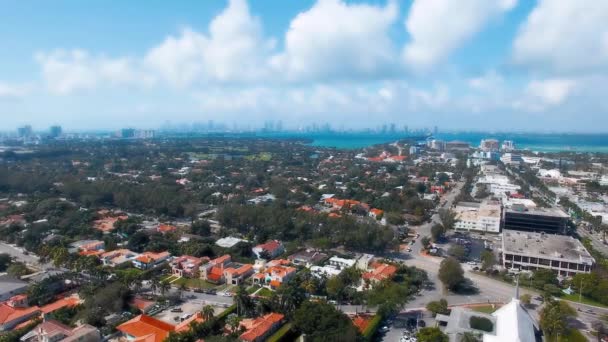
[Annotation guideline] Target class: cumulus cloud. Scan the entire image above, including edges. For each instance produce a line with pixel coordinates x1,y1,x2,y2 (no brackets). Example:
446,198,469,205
0,82,31,99
271,0,399,81
403,0,517,69
145,0,275,87
525,78,576,106
513,0,608,72
35,49,152,95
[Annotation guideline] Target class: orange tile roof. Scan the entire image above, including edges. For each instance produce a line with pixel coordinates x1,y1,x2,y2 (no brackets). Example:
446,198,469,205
117,315,175,342
370,208,384,216
135,251,170,264
255,240,282,254
362,263,397,282
40,296,81,314
239,313,284,342
174,312,204,333
212,255,231,265
0,304,39,326
158,224,177,233
351,315,373,333
224,264,253,277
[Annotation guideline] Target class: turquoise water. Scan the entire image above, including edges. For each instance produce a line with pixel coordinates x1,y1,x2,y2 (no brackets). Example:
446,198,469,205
256,132,608,152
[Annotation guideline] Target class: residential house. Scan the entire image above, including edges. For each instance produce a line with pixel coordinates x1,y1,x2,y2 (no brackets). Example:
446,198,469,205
99,249,139,267
362,263,397,284
287,249,328,268
170,256,205,278
0,295,81,332
252,240,285,259
116,313,204,342
132,251,171,270
201,255,254,285
252,263,297,290
20,320,100,342
368,208,384,220
0,275,28,301
239,313,284,342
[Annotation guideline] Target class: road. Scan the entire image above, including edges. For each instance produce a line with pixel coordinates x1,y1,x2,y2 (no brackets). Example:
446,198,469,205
0,242,52,270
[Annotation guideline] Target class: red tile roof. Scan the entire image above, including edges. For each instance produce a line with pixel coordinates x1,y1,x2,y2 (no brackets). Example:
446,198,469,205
239,313,284,342
117,315,175,342
255,240,282,254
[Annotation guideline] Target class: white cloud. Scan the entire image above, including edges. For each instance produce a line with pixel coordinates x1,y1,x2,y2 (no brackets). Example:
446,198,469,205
0,82,31,99
35,49,151,95
525,79,576,106
145,0,274,87
513,1,608,72
404,0,517,69
468,70,503,91
271,0,399,81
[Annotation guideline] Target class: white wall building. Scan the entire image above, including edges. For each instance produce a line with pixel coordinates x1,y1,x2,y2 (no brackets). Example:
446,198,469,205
454,201,502,233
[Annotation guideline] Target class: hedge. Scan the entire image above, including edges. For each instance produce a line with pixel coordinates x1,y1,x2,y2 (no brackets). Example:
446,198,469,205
267,323,294,342
362,314,383,341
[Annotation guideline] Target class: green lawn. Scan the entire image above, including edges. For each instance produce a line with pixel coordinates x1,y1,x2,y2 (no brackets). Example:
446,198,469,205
173,277,217,290
256,288,274,297
546,329,587,342
247,285,260,294
562,293,608,308
471,305,498,314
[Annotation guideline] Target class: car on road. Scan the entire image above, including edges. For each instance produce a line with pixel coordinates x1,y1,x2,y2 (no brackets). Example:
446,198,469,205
170,308,183,313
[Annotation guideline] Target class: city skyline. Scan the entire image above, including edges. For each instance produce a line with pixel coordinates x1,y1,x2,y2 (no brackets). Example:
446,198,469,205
1,1,608,131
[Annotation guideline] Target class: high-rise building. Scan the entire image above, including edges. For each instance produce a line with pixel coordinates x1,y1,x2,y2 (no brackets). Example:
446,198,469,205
433,126,439,135
501,140,515,151
17,125,32,138
480,139,500,151
49,125,62,138
118,128,135,138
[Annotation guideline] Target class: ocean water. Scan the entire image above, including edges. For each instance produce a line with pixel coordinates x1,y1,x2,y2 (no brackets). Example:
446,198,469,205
257,132,608,153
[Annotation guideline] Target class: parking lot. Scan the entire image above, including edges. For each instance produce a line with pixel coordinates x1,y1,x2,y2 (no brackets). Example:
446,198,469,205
381,311,435,342
154,297,227,324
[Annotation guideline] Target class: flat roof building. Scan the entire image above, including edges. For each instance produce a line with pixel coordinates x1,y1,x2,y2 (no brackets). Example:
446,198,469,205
502,230,594,276
454,201,502,233
503,206,569,234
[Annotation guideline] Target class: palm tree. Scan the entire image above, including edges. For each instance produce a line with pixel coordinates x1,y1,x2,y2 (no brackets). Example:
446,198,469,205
151,278,160,295
201,305,214,321
226,314,242,334
160,281,171,296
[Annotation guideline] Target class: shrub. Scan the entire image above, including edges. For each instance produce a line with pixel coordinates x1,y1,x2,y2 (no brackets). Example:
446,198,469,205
469,316,493,332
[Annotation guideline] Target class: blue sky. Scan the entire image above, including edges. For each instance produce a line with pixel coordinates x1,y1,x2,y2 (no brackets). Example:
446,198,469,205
1,0,607,132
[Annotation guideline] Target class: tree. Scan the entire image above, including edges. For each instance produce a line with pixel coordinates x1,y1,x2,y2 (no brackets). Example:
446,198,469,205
293,301,357,342
539,298,576,338
7,262,29,277
421,236,431,250
519,293,532,307
417,327,448,342
480,250,496,271
460,332,481,342
438,258,464,291
448,245,467,261
426,299,449,317
159,281,171,297
0,253,13,272
439,209,458,231
201,305,215,322
226,314,242,334
431,224,445,242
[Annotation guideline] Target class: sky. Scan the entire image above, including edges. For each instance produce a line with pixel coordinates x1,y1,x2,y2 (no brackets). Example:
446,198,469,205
1,0,608,132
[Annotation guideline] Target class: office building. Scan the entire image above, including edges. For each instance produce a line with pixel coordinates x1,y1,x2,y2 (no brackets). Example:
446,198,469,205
49,125,62,138
501,140,515,151
17,125,32,138
502,230,594,276
454,201,502,233
500,153,523,165
445,141,470,151
503,205,569,234
427,139,446,151
480,139,499,152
